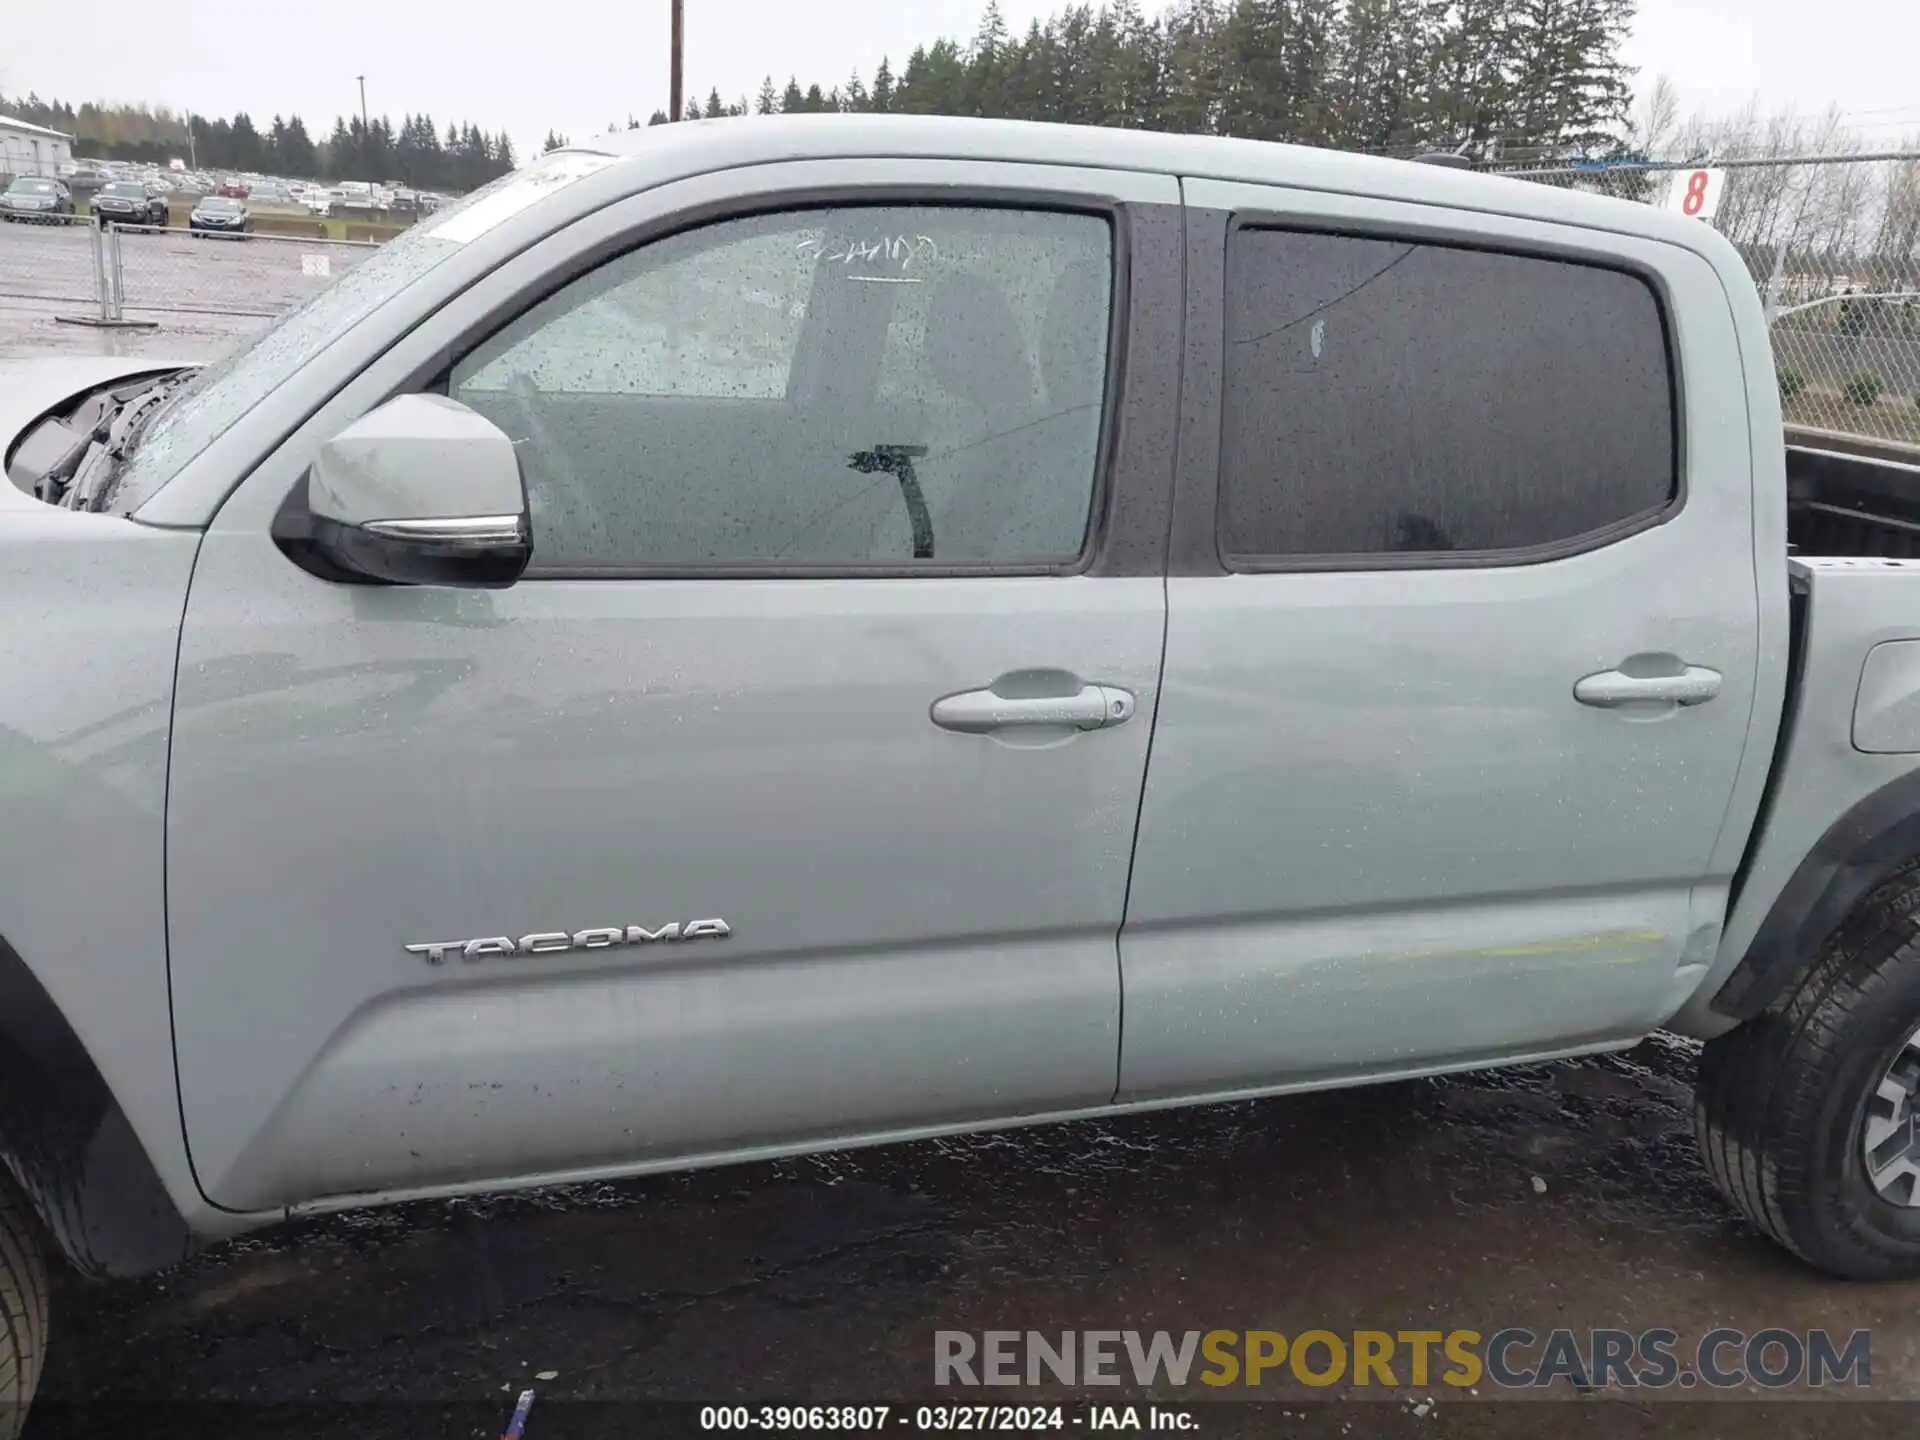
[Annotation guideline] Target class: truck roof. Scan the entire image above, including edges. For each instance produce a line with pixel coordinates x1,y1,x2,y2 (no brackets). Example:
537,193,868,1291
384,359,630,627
555,112,1726,258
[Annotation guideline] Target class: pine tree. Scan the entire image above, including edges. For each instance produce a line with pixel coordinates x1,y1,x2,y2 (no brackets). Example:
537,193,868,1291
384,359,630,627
1325,0,1428,151
898,39,970,116
1426,0,1515,154
757,77,780,114
968,1,1013,116
325,117,354,180
1501,0,1634,157
281,115,319,179
871,58,896,113
230,112,264,170
781,77,806,113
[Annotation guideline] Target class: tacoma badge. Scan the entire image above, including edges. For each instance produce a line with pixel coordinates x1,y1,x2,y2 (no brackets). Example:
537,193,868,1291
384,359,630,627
406,920,730,964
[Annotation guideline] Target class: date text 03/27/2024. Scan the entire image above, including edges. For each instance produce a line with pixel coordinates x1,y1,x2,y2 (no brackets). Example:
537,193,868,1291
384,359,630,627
698,1406,1194,1431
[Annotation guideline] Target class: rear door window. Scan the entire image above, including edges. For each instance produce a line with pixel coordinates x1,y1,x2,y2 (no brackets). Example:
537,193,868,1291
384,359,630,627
1219,229,1676,564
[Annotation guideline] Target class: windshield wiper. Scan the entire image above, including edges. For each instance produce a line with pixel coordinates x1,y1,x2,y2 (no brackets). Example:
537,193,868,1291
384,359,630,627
63,372,192,512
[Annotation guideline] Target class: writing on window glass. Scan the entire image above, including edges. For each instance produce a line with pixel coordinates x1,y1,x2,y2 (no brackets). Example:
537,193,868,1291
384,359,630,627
797,233,941,282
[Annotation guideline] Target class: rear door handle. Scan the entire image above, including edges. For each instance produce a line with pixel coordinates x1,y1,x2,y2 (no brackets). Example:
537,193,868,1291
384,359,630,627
1573,665,1723,708
931,683,1136,734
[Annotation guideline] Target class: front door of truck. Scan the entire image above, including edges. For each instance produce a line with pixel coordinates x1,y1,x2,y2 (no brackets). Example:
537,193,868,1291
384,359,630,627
166,163,1182,1211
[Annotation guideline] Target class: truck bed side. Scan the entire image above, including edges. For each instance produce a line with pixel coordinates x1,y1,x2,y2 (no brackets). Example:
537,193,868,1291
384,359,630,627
1673,435,1920,1037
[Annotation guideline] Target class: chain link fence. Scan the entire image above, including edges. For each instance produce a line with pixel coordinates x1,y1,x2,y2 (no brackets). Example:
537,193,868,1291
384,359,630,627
0,214,382,326
1491,154,1920,446
99,222,382,320
0,211,103,308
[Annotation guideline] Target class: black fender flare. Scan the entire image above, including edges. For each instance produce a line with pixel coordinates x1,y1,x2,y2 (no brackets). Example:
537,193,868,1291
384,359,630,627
0,937,195,1277
1713,768,1920,1022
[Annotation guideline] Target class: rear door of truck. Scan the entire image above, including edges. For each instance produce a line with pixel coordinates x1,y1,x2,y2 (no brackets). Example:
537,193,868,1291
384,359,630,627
1117,179,1765,1098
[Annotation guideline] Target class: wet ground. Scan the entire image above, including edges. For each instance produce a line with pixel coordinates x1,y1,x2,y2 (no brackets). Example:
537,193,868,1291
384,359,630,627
8,288,1920,1439
28,1036,1920,1438
0,295,262,364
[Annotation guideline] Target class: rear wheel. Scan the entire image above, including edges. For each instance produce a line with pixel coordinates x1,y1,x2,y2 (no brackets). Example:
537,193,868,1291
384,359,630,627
1697,862,1920,1277
0,1182,48,1438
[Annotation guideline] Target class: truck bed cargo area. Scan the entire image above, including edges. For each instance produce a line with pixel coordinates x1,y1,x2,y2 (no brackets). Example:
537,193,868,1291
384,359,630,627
1788,429,1920,558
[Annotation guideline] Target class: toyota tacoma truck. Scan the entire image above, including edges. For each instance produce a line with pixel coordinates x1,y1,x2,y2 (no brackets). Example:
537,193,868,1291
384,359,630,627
3,115,1920,1425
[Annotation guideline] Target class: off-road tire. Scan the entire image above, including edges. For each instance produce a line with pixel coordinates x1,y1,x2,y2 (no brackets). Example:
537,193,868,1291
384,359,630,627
0,1180,48,1438
1696,861,1920,1278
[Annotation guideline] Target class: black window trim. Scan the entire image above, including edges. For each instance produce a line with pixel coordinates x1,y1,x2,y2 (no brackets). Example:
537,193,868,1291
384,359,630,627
1210,211,1687,576
421,187,1149,582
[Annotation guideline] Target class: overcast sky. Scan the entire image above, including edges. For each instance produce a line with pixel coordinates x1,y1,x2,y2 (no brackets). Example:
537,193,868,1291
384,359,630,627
4,0,1917,160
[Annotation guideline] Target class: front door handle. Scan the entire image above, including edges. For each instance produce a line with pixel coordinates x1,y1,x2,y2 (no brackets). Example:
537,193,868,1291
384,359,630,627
931,683,1136,735
1573,664,1723,708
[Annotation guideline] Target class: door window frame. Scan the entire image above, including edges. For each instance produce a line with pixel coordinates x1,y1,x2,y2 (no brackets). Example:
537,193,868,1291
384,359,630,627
254,166,1184,583
440,195,1128,578
1171,195,1696,577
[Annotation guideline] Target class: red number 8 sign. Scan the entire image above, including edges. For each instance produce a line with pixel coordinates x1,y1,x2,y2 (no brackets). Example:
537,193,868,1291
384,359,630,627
1682,171,1711,215
1667,168,1722,221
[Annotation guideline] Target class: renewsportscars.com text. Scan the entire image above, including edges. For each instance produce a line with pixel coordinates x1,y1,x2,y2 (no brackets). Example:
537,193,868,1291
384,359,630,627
934,1328,1871,1391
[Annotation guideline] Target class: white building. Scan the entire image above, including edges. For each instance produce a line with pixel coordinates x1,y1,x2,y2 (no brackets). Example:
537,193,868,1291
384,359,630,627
0,115,75,181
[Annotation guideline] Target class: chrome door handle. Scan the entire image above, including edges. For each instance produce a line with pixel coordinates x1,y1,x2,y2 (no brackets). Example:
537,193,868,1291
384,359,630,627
931,683,1135,734
1573,665,1723,708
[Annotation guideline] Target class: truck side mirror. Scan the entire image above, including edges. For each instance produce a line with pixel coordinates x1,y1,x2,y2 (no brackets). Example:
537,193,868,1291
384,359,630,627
303,393,531,588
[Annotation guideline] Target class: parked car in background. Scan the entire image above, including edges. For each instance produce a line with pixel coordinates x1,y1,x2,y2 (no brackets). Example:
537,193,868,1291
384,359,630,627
216,178,250,198
187,194,253,237
329,181,378,217
90,180,170,228
302,188,333,216
0,177,74,223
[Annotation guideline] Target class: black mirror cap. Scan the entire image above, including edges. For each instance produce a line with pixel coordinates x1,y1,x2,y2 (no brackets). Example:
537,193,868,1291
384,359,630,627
307,514,531,589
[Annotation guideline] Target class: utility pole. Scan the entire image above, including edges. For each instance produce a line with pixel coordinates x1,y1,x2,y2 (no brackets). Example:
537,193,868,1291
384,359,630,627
356,75,370,186
669,0,684,122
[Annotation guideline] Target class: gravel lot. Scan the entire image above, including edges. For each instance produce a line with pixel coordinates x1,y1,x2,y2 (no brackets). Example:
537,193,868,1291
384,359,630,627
4,229,1918,1440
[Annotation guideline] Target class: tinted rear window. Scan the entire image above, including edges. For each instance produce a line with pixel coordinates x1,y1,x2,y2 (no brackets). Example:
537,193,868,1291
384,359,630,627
1219,229,1676,563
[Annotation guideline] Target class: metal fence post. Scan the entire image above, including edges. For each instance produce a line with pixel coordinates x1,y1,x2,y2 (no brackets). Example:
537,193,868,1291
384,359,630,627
106,223,126,322
53,213,159,331
89,216,110,323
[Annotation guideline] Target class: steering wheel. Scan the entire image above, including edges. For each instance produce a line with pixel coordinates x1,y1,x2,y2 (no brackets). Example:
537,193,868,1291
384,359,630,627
501,372,613,561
